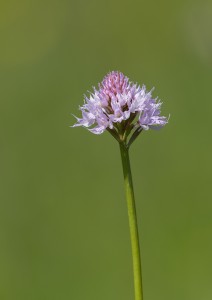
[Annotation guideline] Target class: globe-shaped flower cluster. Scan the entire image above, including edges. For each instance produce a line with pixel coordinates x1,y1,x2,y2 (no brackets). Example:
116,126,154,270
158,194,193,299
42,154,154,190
72,71,168,144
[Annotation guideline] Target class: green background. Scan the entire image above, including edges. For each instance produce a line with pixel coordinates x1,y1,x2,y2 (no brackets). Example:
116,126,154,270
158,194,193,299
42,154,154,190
1,0,212,299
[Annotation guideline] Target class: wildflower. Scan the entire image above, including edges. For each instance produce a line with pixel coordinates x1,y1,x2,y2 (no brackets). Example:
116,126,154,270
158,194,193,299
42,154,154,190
72,71,168,145
71,71,169,300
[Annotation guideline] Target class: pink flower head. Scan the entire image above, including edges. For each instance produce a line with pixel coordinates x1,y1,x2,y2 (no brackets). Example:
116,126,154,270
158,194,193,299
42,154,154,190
72,71,168,144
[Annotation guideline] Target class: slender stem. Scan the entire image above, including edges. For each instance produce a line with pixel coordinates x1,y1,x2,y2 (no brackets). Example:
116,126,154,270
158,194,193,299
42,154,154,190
119,142,143,300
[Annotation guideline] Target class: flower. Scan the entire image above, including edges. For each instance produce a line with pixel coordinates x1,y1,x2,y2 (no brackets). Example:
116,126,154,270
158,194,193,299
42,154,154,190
72,71,168,142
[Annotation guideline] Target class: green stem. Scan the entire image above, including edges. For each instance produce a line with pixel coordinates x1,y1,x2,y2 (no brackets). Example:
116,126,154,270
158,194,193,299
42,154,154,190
119,142,143,300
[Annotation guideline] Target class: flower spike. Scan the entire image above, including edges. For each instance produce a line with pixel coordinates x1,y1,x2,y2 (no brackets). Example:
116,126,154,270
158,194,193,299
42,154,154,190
72,71,168,146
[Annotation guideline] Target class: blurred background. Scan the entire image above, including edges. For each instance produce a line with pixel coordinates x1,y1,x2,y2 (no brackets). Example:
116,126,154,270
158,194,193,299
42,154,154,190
0,0,212,299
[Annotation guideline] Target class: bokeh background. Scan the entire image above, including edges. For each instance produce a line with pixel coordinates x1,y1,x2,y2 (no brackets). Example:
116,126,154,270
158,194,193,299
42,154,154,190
1,0,212,299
